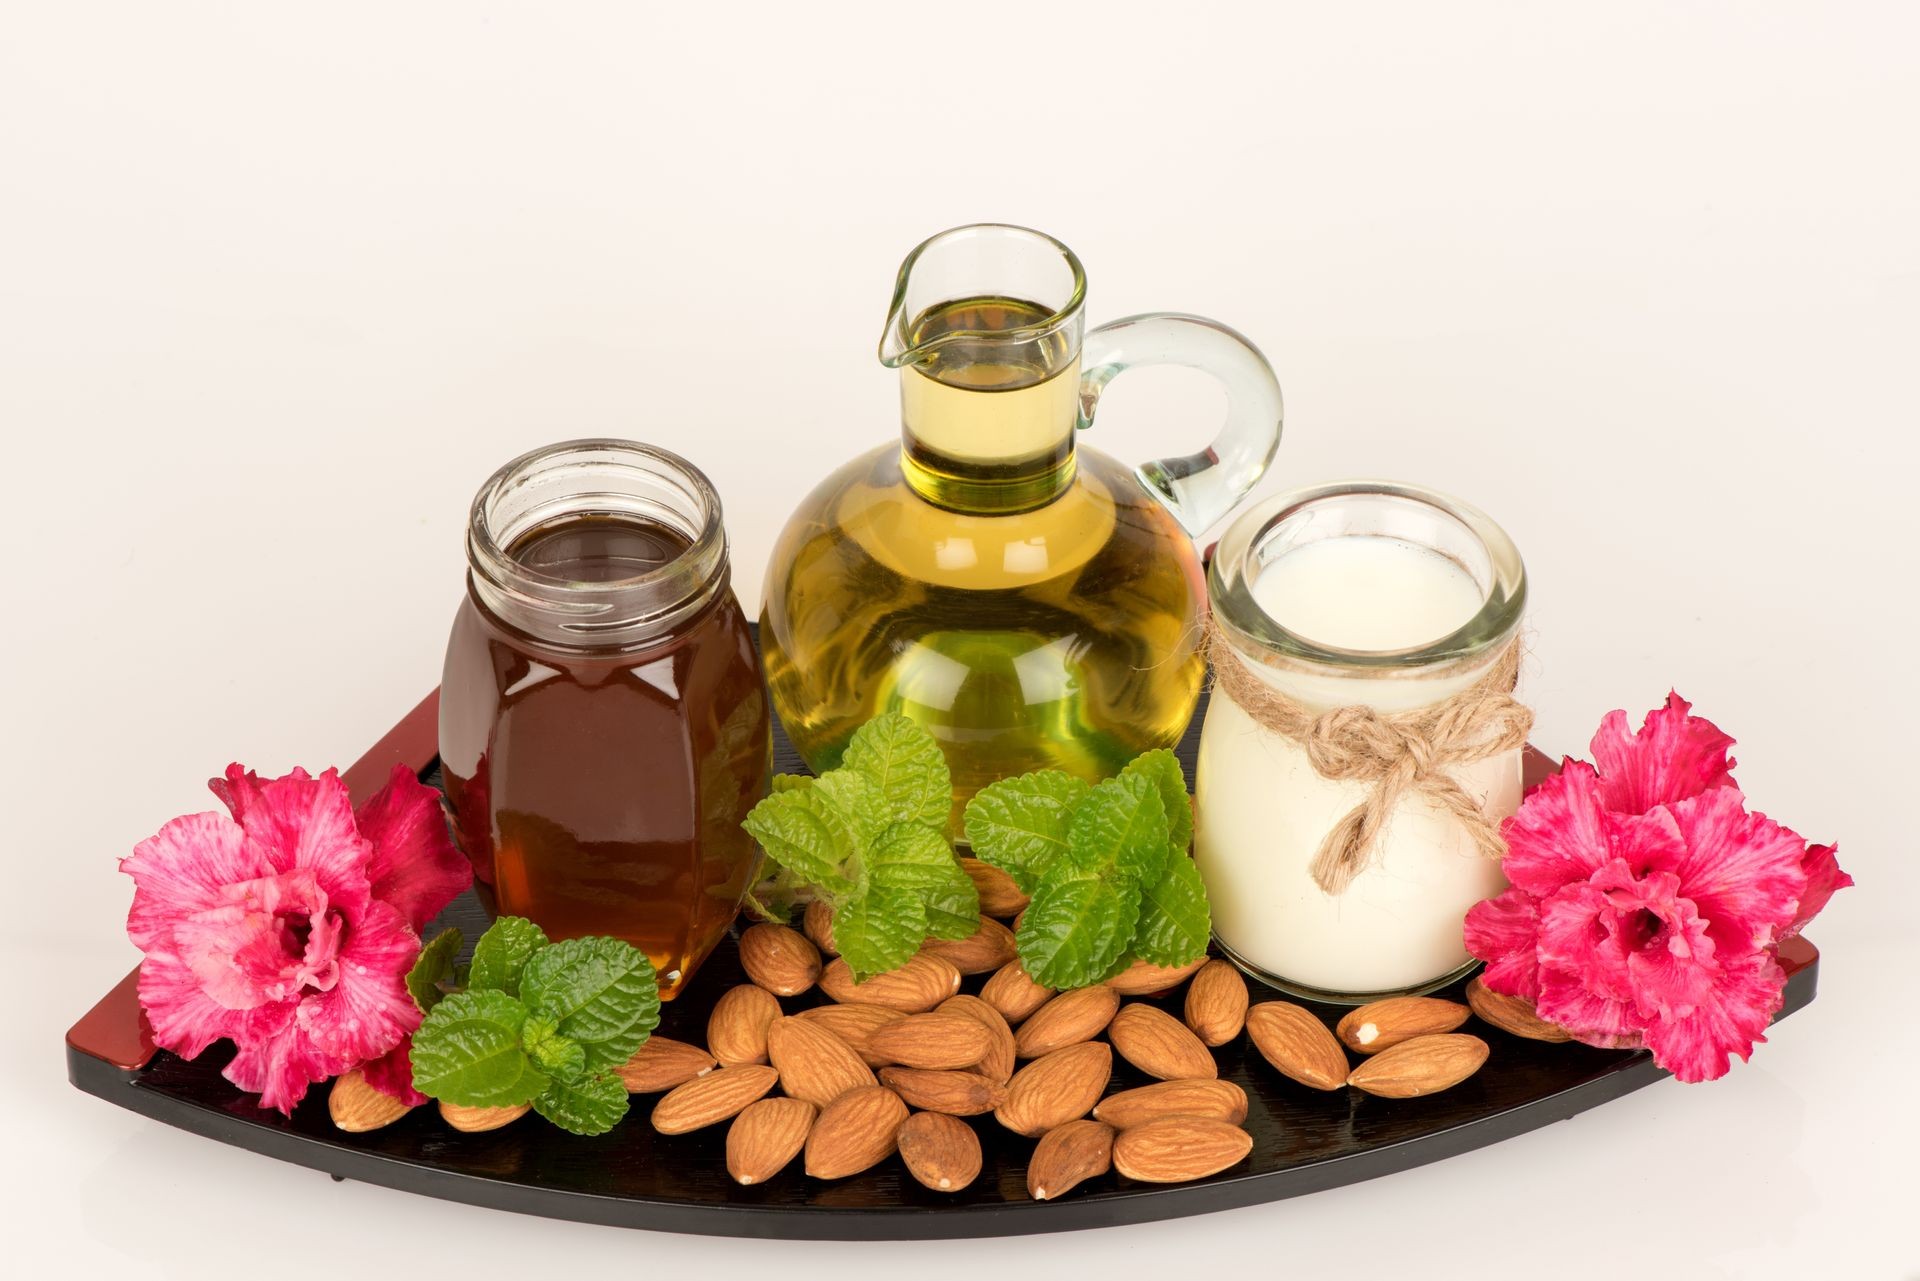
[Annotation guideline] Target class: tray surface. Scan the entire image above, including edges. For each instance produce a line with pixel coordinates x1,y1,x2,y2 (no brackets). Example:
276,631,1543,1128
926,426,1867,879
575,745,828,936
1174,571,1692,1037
67,678,1820,1239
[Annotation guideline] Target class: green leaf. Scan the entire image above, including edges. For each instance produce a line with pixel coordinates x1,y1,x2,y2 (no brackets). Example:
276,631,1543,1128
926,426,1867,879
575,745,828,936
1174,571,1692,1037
406,926,463,1013
922,868,982,941
963,770,1090,893
521,1015,587,1082
1015,870,1141,989
1131,854,1212,967
1122,749,1193,858
865,822,979,940
468,916,548,996
810,770,891,846
519,937,661,1073
409,989,549,1108
770,773,815,794
1064,772,1171,885
742,788,858,899
833,888,926,981
533,1071,629,1137
841,712,952,829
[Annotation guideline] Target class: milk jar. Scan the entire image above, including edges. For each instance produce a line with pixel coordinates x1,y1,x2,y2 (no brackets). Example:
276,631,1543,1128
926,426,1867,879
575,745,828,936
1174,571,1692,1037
1194,482,1528,1002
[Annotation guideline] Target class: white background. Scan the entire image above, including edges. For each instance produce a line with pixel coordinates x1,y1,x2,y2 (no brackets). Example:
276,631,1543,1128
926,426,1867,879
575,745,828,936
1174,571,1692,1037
4,3,1915,1278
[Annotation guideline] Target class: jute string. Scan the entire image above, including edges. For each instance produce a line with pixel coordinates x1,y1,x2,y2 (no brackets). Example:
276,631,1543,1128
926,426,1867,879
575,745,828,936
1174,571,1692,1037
1205,623,1533,896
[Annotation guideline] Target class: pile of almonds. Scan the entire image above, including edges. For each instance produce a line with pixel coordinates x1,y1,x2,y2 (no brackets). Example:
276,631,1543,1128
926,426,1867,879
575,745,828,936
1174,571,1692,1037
330,855,1575,1198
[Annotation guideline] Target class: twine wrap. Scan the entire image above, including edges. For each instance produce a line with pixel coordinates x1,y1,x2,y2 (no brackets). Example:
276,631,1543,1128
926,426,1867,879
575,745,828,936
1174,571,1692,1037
1205,624,1533,896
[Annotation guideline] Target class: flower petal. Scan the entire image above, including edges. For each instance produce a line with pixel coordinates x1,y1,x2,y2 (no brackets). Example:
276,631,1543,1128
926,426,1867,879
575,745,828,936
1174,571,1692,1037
1501,760,1615,898
1464,888,1542,1000
1665,788,1809,952
136,947,251,1059
210,765,373,915
1536,961,1645,1050
301,899,422,1064
1642,948,1786,1083
122,811,276,951
223,1003,344,1115
170,868,338,1009
361,1037,429,1107
355,764,471,930
1783,843,1851,940
1589,692,1739,814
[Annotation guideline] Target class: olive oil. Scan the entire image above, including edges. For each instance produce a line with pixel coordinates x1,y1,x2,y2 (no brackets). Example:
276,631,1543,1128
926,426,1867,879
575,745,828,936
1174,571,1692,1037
760,294,1207,832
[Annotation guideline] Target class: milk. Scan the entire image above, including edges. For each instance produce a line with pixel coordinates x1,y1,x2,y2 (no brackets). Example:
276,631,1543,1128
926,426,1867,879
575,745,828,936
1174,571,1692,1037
1195,535,1521,997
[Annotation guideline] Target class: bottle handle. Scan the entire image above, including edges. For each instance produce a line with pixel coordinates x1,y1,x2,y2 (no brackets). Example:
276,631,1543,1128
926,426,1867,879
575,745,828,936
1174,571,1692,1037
1077,313,1283,538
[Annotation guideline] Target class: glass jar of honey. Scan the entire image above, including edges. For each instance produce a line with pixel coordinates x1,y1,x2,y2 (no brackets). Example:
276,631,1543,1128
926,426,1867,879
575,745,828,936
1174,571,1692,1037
439,440,772,998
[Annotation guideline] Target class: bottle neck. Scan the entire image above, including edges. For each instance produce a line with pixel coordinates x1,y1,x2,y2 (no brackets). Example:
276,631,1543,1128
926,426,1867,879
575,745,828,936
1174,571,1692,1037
897,348,1083,515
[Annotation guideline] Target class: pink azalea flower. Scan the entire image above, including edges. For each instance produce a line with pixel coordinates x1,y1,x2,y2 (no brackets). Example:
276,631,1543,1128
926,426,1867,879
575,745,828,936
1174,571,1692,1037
1465,694,1849,1082
123,764,469,1114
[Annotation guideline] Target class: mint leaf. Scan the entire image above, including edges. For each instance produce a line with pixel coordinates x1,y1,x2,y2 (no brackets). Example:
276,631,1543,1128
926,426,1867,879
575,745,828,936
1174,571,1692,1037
1064,772,1171,885
842,713,951,829
468,916,548,996
742,788,858,899
963,770,1089,893
867,823,977,940
521,1015,587,1082
1131,854,1211,967
533,1071,629,1136
1015,870,1141,989
770,773,815,794
811,770,890,846
519,937,660,1072
1122,749,1193,858
833,887,926,981
410,989,549,1108
922,870,982,941
406,926,463,1013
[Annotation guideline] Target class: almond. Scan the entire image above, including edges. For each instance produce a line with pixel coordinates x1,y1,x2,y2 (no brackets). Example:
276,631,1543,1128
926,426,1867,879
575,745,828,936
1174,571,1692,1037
651,1064,779,1134
866,1011,993,1070
617,1035,719,1092
1467,978,1573,1043
1246,1001,1348,1091
1108,1003,1217,1081
440,1100,530,1132
1026,1119,1114,1201
919,918,1018,975
1013,984,1119,1058
738,922,822,996
960,856,1029,918
792,1002,907,1067
1094,1078,1248,1129
725,1096,815,1185
1105,956,1207,996
1336,996,1471,1054
995,1040,1112,1137
1183,960,1249,1047
897,1110,982,1192
876,1066,1006,1116
328,1068,412,1132
707,984,783,1066
766,1015,878,1108
803,899,838,955
819,954,961,1012
1112,1116,1252,1182
938,993,1016,1084
980,958,1055,1023
804,1085,909,1178
1347,1033,1489,1098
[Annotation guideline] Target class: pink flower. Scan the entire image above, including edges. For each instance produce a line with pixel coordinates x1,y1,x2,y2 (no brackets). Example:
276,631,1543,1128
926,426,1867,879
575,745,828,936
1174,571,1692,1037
123,764,469,1113
1465,694,1849,1082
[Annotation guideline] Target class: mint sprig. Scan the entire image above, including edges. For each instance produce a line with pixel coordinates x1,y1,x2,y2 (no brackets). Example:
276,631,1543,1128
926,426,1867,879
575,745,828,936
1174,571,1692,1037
964,749,1212,989
742,713,978,981
406,916,659,1136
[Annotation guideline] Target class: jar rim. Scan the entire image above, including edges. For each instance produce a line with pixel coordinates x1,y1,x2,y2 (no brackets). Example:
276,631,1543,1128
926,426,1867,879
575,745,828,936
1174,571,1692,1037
466,438,728,650
1208,480,1527,675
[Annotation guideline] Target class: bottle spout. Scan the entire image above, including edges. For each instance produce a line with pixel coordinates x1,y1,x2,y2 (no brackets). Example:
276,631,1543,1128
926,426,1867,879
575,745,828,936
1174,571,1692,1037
876,224,1087,369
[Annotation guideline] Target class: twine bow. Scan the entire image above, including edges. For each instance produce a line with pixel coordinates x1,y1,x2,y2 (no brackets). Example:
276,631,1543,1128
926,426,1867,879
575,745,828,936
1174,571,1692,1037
1205,625,1532,895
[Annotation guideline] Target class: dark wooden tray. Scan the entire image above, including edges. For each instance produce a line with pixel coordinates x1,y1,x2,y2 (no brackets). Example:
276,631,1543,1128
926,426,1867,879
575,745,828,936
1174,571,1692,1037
66,683,1820,1240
